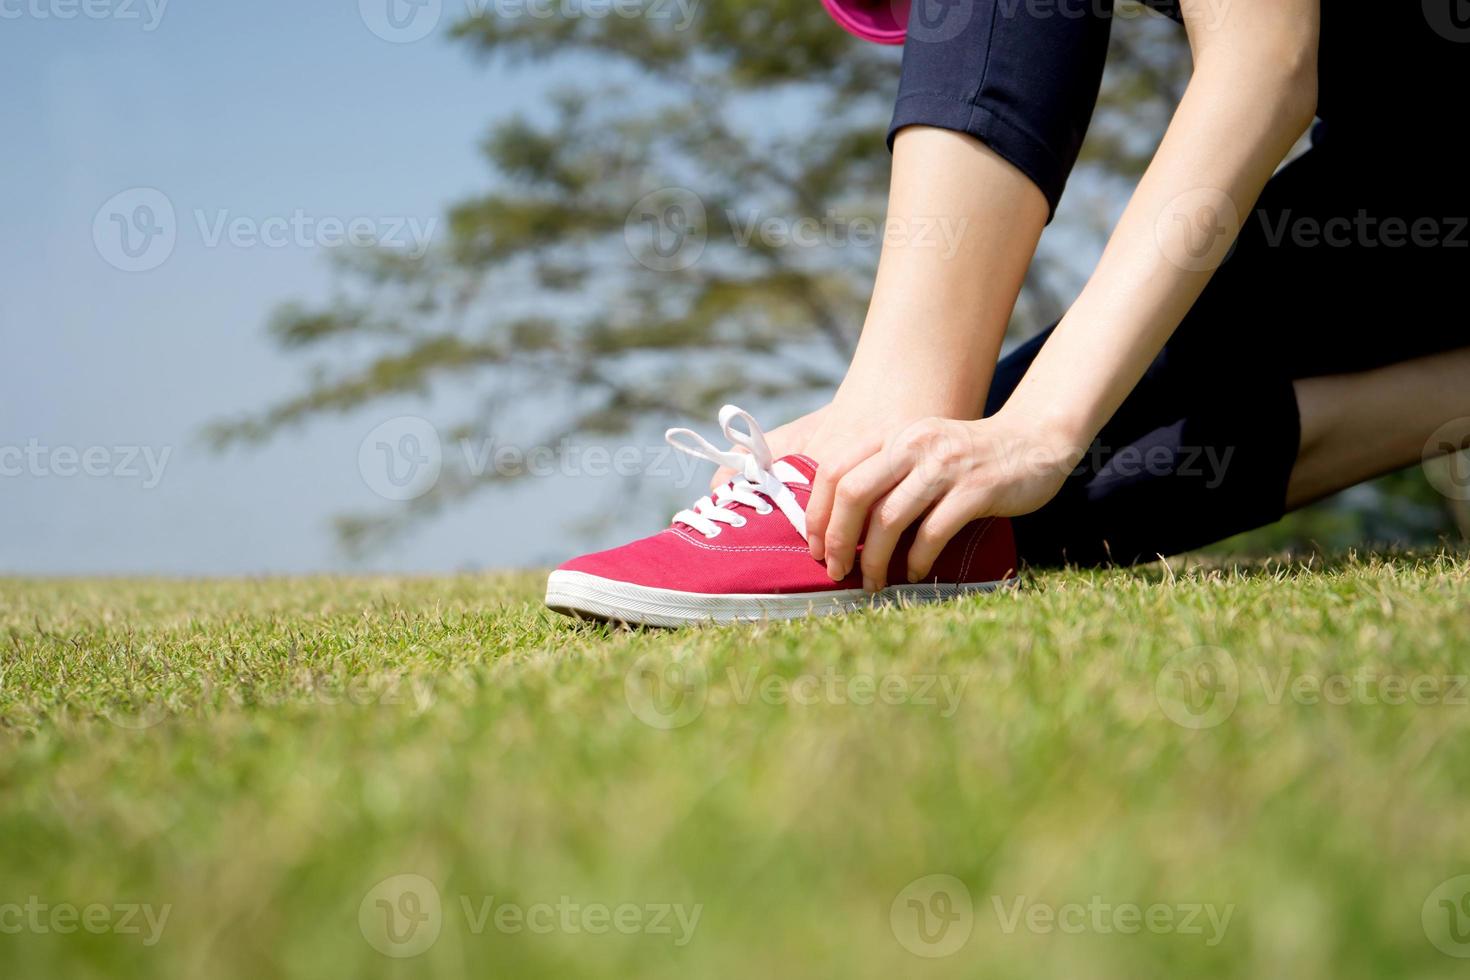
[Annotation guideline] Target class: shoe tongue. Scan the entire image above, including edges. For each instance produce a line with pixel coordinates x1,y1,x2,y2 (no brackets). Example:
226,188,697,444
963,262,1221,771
771,454,817,486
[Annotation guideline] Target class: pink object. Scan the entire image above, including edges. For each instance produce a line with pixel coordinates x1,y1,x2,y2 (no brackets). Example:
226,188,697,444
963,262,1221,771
820,0,908,45
546,452,1018,626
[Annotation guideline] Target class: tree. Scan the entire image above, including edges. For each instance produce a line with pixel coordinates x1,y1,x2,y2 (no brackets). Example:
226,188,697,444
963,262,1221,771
210,1,1461,555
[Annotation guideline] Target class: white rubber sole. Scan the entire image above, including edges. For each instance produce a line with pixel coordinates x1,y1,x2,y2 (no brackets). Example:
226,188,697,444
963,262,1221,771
545,569,1018,627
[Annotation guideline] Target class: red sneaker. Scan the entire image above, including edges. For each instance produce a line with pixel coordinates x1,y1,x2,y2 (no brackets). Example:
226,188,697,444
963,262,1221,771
545,406,1018,626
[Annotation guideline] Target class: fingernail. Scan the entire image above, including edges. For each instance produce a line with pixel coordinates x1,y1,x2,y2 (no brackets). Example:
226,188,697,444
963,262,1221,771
862,576,876,594
906,569,920,584
827,558,843,581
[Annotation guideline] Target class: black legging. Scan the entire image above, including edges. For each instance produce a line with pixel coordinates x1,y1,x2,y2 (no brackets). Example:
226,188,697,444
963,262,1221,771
889,1,1467,566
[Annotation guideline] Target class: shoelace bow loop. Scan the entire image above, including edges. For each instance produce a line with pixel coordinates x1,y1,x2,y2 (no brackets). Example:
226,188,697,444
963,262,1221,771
664,405,808,543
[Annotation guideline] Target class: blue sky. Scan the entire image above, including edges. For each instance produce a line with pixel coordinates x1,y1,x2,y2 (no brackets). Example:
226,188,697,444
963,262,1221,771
0,0,630,574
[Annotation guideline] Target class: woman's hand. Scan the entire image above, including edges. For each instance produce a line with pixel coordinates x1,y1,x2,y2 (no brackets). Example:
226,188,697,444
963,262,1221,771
805,409,1082,591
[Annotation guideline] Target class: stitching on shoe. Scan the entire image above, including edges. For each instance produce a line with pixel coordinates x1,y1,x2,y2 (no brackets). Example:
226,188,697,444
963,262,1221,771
958,518,993,581
958,524,979,580
667,528,810,553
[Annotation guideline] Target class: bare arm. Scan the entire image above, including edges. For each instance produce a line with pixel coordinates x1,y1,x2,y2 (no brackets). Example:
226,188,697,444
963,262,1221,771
1003,0,1320,450
814,0,1322,589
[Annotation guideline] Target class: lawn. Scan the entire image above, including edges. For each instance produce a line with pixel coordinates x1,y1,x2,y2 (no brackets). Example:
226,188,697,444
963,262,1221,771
4,554,1470,979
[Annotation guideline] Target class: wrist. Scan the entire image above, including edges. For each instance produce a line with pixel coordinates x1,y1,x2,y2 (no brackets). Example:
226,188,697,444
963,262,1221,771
991,401,1095,467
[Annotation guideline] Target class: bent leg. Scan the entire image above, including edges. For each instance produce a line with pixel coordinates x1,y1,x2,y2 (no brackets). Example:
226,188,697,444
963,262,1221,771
986,325,1303,566
990,335,1470,568
1290,348,1470,510
987,143,1469,567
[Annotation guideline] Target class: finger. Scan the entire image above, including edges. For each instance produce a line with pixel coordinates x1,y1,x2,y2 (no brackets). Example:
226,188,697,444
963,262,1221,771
805,438,881,563
906,491,989,583
859,471,944,592
821,450,908,582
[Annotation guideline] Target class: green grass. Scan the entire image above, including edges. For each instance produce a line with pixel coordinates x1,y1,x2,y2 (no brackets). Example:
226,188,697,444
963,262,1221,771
5,555,1470,979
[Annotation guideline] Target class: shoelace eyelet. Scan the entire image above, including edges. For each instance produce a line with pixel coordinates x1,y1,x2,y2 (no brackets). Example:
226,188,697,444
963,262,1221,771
665,407,806,543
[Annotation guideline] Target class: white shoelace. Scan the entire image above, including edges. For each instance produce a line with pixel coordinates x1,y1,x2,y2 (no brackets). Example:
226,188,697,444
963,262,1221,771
665,405,809,542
